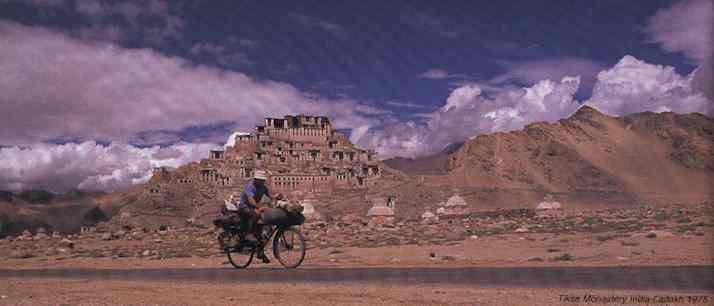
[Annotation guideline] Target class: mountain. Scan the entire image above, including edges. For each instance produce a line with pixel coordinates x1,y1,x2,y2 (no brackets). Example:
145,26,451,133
0,189,125,237
5,107,711,233
383,142,463,176
379,106,712,216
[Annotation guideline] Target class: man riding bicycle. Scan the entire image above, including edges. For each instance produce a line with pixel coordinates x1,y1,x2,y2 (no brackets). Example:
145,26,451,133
236,169,280,263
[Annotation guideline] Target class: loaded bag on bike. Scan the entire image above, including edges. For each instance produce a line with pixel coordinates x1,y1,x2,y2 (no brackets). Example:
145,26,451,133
262,207,305,226
213,213,241,228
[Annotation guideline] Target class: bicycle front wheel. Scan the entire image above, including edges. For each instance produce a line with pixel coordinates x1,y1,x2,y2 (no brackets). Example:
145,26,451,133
273,227,306,268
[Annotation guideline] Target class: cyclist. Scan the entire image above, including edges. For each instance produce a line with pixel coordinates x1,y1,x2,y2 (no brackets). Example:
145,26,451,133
237,169,280,263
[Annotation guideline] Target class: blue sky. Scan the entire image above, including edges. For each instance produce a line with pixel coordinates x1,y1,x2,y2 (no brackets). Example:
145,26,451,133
0,0,697,110
0,0,710,191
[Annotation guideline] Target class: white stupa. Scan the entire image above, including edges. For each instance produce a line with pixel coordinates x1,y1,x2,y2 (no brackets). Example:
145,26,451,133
437,195,470,216
366,197,395,225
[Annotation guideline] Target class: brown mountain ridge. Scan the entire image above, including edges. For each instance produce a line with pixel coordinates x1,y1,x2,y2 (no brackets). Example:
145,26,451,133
385,105,712,213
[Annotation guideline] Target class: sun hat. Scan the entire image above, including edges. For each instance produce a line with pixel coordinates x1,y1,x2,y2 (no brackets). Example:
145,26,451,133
253,169,268,180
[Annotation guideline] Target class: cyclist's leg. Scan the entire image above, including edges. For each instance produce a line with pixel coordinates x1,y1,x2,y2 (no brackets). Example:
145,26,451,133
239,207,257,241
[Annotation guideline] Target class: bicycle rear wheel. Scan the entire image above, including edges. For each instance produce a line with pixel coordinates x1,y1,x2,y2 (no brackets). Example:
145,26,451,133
222,232,254,269
273,227,306,268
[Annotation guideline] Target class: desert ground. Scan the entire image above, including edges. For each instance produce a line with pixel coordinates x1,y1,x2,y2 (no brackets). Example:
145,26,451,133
2,278,711,306
1,202,712,305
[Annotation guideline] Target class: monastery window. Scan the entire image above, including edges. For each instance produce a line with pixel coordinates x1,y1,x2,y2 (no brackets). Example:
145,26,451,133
210,151,224,159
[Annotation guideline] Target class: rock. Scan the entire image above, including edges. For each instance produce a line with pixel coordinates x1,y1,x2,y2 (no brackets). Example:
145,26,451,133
469,235,479,240
112,231,126,239
59,238,74,249
421,211,437,221
444,232,463,241
441,255,456,261
51,231,61,239
21,230,32,238
56,248,71,255
8,250,34,259
142,250,151,257
536,201,562,210
527,256,544,262
515,227,529,233
33,233,48,240
646,230,674,238
100,233,112,241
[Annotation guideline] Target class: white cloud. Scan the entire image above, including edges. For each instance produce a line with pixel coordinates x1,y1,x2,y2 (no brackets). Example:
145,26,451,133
490,57,605,91
645,0,712,63
419,69,449,79
418,69,473,80
0,141,218,192
441,85,482,112
0,21,378,146
224,131,250,149
584,55,709,115
16,0,184,45
356,76,581,158
384,101,437,109
644,0,713,110
359,55,711,159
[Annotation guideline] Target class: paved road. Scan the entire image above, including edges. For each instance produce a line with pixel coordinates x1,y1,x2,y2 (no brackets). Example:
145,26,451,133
1,266,712,291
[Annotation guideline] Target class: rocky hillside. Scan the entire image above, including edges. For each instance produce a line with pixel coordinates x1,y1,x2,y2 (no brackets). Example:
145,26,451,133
0,190,129,237
445,106,711,199
382,142,463,176
380,106,712,217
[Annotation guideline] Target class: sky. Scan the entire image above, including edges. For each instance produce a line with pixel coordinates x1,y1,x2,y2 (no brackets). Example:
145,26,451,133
0,0,711,192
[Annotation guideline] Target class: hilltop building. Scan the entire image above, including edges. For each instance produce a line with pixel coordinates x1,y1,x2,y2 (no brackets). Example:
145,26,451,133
146,115,381,201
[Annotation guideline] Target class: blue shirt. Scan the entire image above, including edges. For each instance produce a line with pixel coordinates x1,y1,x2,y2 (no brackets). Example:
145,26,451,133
239,179,270,209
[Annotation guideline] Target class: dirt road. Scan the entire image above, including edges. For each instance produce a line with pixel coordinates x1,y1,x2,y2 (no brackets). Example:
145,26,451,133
2,265,712,291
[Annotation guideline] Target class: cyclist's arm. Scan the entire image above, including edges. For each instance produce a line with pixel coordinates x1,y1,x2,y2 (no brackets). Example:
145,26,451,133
248,196,261,209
